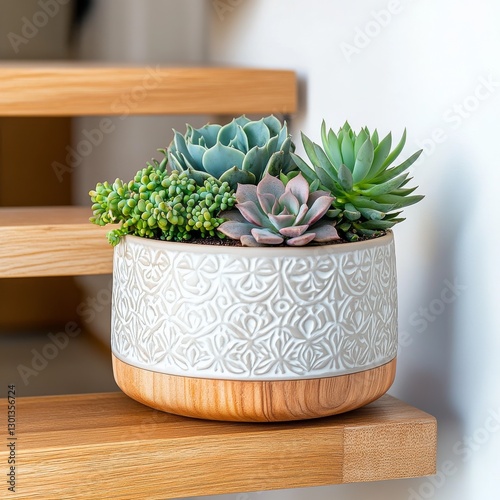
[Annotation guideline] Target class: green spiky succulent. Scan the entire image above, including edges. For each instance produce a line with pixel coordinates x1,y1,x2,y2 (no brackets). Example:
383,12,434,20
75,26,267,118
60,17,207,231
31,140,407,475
291,121,424,241
89,162,235,246
166,115,297,190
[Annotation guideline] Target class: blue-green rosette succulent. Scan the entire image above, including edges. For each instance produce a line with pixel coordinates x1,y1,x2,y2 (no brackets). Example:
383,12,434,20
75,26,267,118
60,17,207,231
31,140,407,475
166,115,297,190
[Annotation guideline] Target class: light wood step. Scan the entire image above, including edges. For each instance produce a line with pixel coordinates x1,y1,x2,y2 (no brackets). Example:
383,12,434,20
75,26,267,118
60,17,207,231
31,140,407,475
0,207,112,278
0,392,436,499
0,65,297,116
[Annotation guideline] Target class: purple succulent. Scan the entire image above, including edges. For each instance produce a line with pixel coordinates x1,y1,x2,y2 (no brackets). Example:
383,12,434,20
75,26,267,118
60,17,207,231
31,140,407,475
219,173,340,246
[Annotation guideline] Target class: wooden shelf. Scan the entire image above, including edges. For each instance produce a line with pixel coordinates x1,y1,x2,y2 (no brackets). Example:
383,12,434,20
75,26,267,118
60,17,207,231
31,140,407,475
0,393,436,499
0,207,112,278
0,65,297,116
0,66,436,500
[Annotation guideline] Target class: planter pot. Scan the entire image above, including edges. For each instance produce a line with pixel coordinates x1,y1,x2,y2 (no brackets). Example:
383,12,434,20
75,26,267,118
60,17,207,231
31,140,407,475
111,232,398,422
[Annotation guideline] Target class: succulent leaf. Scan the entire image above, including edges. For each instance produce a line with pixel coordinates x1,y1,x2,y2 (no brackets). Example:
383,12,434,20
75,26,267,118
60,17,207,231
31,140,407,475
343,203,361,221
197,124,221,148
235,183,259,205
374,194,424,208
268,213,296,230
287,232,316,246
352,138,374,183
302,195,334,226
366,132,392,179
244,119,271,148
376,149,422,183
234,115,251,127
218,221,253,239
326,129,343,167
341,134,355,170
280,190,300,214
236,201,268,227
218,119,239,146
279,225,309,238
202,142,245,177
186,142,206,168
219,166,255,187
263,115,283,136
251,227,284,245
311,221,340,242
257,173,285,202
264,150,286,177
354,129,368,157
380,129,406,170
287,173,310,205
313,143,339,183
241,145,269,178
338,164,353,191
291,152,317,183
240,234,263,247
360,173,409,197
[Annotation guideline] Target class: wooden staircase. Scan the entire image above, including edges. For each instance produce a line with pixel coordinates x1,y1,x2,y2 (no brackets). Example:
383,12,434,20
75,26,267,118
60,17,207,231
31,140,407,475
0,64,436,499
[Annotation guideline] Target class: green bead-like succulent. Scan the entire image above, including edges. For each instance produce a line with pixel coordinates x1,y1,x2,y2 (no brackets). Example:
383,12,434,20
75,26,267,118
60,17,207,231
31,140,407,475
292,121,424,241
166,115,297,190
89,163,235,246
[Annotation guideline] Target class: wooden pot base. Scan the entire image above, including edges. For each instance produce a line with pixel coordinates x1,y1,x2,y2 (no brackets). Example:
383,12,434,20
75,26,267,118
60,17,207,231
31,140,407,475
112,355,397,422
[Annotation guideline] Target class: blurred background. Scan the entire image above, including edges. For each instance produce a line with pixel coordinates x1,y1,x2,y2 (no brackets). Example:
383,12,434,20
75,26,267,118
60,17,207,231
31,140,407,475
1,1,499,499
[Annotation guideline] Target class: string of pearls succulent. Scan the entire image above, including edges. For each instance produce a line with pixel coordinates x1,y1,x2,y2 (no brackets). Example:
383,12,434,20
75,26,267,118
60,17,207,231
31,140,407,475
90,164,235,246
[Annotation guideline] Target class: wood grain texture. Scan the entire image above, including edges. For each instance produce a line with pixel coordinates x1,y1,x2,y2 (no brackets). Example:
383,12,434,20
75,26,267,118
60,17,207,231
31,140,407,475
0,392,436,500
0,65,297,116
113,355,397,422
0,206,112,277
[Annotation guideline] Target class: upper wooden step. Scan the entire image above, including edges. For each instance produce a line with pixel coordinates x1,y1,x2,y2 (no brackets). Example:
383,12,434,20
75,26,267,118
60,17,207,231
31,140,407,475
0,206,112,278
0,392,436,500
0,64,297,116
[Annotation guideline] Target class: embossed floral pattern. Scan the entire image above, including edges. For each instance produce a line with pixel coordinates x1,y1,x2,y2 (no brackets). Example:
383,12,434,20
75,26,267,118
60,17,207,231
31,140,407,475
112,236,398,380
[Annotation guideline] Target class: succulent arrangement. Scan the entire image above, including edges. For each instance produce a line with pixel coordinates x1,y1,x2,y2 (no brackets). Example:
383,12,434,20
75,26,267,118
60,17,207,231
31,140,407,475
89,115,423,247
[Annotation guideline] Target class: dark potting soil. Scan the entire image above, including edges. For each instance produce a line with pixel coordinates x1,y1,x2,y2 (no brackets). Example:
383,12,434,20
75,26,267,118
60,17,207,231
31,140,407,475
178,232,386,247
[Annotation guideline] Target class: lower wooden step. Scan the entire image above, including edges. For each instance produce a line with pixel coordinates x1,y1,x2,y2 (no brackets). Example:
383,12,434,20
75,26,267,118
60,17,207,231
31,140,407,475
0,392,436,499
0,206,112,277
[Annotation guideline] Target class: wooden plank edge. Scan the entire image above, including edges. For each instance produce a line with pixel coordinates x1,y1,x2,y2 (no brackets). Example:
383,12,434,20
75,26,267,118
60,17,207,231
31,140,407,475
0,67,297,116
0,224,112,278
342,404,437,482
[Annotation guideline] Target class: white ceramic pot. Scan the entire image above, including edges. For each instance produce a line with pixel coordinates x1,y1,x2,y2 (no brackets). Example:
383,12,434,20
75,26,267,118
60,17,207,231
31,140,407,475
111,232,398,421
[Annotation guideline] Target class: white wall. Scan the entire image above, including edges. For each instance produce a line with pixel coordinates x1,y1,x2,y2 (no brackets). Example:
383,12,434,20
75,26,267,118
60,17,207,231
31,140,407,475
205,0,500,499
